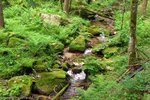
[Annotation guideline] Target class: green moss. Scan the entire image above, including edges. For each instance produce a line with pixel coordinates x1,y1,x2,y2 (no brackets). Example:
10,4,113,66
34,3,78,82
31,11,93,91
34,70,67,94
0,48,14,56
102,47,119,58
18,58,35,68
143,93,150,100
92,43,107,53
8,37,27,47
0,33,9,44
61,62,69,70
52,64,60,69
32,56,53,72
50,41,64,53
100,58,113,68
34,65,47,72
8,75,32,97
69,35,86,51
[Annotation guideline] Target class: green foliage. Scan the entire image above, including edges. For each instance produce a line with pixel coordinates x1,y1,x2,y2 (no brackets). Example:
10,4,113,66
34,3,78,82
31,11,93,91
82,56,103,75
85,0,116,10
0,84,21,97
69,35,86,51
0,0,149,99
92,43,107,53
9,85,21,96
108,11,130,47
78,75,117,100
102,47,119,58
8,75,32,96
79,56,149,100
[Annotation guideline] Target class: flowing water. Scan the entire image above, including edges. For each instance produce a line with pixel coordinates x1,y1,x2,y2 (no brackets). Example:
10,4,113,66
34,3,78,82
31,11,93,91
61,69,86,99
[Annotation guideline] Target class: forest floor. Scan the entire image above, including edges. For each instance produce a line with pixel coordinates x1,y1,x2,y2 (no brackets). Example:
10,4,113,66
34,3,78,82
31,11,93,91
0,0,150,100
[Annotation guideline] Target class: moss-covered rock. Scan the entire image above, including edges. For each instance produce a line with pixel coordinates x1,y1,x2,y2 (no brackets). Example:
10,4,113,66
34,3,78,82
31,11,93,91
34,70,67,95
87,25,101,36
69,35,86,52
40,13,68,26
33,56,53,72
19,58,35,68
8,75,32,97
92,43,107,53
0,33,9,44
143,93,150,100
34,65,48,72
102,47,119,58
86,25,110,36
0,80,9,97
61,62,70,71
50,41,64,53
8,37,27,47
52,64,60,69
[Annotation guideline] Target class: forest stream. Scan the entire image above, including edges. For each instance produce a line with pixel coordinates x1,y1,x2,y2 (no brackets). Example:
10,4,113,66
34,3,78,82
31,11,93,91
31,7,114,99
1,1,149,100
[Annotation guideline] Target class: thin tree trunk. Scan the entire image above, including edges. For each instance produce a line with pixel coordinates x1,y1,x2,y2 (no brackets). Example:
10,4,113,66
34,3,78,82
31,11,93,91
0,0,4,28
128,0,138,67
63,0,69,14
121,0,127,30
141,0,148,16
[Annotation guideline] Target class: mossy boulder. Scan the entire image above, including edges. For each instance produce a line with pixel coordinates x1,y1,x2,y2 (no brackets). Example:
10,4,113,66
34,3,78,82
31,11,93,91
92,43,107,53
86,26,110,36
87,25,101,36
8,37,27,47
102,47,119,58
19,58,35,68
34,65,48,72
52,64,60,69
34,70,67,95
0,80,9,97
143,93,150,100
69,35,86,52
33,57,53,72
50,41,64,53
0,33,9,44
8,75,32,97
40,13,68,26
52,62,69,71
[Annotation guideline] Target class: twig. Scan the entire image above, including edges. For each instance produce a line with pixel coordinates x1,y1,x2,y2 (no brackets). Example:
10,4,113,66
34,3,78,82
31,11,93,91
52,83,70,100
117,60,150,82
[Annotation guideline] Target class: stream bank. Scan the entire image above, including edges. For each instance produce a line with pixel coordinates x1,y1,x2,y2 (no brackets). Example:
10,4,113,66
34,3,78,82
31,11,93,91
0,1,139,99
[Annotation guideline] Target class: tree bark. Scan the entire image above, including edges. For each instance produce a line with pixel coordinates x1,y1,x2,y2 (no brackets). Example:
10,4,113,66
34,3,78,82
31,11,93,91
128,0,138,67
63,0,69,14
0,0,4,28
141,0,148,16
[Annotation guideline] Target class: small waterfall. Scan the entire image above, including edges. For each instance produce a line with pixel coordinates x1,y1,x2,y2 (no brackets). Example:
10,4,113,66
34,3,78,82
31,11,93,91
61,69,86,99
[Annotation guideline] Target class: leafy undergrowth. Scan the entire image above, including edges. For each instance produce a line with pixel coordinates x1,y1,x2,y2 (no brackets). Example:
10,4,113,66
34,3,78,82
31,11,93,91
0,0,150,99
0,1,90,78
76,1,150,99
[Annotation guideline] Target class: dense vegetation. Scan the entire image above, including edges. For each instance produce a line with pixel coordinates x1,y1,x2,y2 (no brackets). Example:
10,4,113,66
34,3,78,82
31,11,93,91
0,0,149,99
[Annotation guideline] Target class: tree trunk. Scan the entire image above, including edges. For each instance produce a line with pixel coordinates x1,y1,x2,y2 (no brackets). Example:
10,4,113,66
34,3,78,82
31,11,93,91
128,0,138,67
141,0,148,16
0,0,4,28
63,0,69,14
